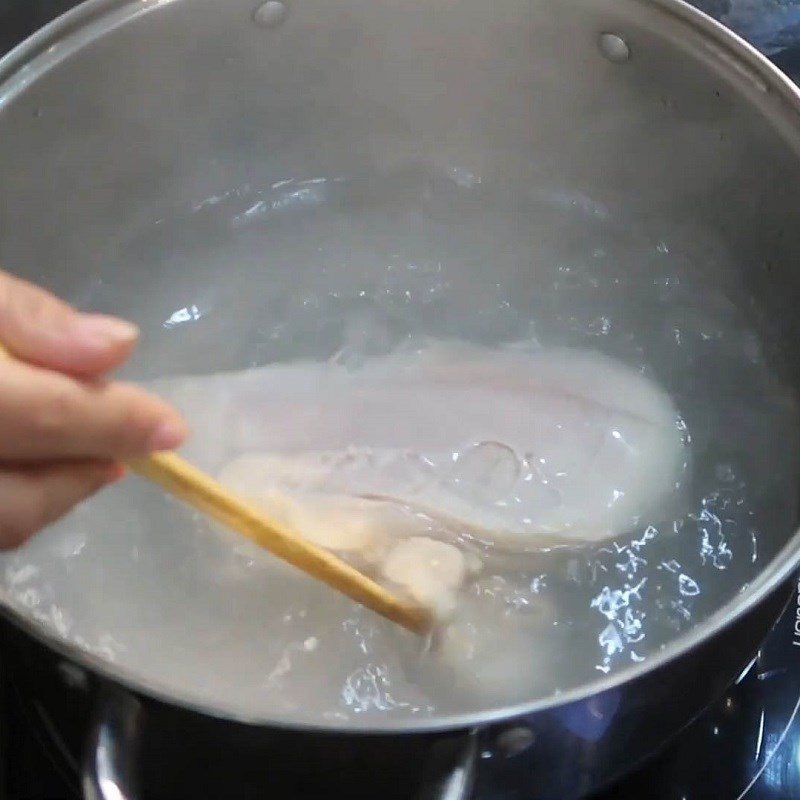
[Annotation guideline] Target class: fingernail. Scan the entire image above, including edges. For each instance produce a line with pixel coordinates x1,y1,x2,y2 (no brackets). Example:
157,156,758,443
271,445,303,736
103,463,127,484
148,419,188,452
74,314,139,347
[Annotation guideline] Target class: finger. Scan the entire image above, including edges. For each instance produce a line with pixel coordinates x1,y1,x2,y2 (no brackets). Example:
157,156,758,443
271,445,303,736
0,359,188,461
0,270,139,377
0,460,123,549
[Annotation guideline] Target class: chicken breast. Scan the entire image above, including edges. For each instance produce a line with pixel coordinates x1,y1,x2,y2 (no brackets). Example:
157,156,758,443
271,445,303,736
153,341,685,548
146,341,685,618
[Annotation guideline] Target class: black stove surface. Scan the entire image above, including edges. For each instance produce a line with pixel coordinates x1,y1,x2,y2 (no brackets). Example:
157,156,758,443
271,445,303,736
2,1,800,799
602,577,800,800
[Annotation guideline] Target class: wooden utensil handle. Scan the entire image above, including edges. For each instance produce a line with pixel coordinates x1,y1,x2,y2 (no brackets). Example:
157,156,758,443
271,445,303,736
0,343,430,634
127,451,431,633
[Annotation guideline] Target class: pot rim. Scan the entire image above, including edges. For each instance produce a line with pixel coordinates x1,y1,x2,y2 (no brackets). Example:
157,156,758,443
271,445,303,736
1,0,800,735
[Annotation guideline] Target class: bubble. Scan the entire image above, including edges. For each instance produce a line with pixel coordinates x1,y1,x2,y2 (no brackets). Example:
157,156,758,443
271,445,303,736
449,441,521,499
678,574,700,597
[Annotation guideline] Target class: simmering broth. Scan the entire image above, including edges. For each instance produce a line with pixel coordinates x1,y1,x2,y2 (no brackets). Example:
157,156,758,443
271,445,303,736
0,167,797,725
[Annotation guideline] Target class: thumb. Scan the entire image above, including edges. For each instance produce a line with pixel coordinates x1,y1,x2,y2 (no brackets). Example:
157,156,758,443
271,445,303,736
0,270,139,377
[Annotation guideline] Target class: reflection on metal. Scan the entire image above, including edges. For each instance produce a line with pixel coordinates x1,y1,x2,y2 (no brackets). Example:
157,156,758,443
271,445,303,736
418,732,478,800
163,305,202,329
82,689,142,800
755,707,766,761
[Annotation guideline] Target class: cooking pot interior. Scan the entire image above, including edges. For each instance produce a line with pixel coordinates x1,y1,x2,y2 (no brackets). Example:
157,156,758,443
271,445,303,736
0,0,798,375
0,0,799,729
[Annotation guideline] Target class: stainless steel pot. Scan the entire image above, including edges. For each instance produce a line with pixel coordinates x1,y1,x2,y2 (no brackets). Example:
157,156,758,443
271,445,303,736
1,0,800,798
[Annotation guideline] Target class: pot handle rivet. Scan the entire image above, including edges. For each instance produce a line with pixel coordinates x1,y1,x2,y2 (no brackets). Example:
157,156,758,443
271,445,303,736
58,661,89,691
496,725,535,758
598,33,631,63
253,1,288,29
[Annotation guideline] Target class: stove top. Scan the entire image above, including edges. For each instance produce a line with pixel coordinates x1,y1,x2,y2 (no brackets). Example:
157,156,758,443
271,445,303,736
602,577,800,800
1,1,800,799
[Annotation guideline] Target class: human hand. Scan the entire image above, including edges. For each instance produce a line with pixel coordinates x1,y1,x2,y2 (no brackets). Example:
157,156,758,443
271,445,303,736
0,270,187,547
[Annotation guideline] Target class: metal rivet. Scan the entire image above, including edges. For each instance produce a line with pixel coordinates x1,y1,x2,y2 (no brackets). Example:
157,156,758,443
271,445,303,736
58,662,88,690
496,726,535,757
253,1,287,28
598,33,630,63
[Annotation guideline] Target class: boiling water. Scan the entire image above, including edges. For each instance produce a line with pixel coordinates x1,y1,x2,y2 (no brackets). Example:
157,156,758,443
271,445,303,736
0,166,797,725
